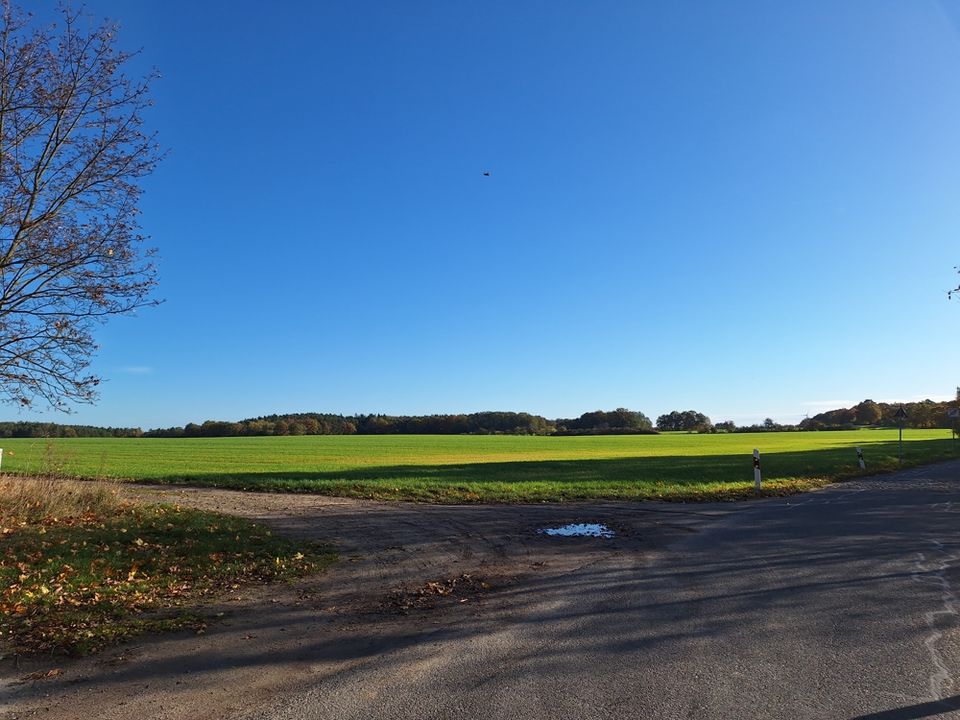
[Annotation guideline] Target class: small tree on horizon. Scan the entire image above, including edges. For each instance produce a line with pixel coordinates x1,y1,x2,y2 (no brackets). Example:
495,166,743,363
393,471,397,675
656,410,712,432
854,399,883,426
0,3,161,410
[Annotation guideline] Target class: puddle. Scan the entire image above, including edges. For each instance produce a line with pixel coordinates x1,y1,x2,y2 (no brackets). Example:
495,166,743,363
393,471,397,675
537,523,615,538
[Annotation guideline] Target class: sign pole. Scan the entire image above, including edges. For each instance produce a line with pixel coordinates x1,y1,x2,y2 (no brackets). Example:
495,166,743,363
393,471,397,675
948,408,960,440
894,405,908,464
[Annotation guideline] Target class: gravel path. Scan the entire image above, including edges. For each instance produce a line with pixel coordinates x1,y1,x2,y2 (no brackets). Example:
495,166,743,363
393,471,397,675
1,484,737,719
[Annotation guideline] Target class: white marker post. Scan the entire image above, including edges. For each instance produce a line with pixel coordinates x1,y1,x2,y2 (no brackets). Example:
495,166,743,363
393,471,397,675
753,449,761,490
856,447,865,470
0,448,4,472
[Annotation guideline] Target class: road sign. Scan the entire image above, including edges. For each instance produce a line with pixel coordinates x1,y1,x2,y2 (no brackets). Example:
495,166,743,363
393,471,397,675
894,406,907,463
948,408,960,419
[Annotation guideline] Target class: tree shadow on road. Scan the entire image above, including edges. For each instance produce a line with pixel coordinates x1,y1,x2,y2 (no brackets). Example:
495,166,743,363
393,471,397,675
848,694,960,719
7,469,960,719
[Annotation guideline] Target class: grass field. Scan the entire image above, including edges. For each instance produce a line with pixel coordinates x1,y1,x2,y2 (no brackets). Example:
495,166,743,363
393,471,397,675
0,429,957,502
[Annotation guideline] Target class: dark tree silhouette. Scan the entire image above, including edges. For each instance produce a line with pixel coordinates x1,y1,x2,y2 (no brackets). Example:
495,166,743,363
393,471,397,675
0,3,161,409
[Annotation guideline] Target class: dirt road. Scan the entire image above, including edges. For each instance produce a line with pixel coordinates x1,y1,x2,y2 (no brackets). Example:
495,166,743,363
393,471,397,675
1,484,736,719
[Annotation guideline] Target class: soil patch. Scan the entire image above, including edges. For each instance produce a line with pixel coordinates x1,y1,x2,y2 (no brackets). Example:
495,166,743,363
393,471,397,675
1,483,738,720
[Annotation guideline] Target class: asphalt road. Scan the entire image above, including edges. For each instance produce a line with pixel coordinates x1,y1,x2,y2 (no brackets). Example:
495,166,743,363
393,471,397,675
244,460,960,720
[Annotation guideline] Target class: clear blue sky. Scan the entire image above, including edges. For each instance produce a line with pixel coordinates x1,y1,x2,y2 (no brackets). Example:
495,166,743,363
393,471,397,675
13,0,960,429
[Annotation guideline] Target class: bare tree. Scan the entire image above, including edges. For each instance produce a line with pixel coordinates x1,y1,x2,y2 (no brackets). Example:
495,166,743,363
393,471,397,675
0,2,160,410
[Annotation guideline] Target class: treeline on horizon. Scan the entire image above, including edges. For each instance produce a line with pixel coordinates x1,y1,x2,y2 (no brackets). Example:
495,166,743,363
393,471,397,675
0,396,956,439
0,422,143,438
145,409,658,438
799,397,959,431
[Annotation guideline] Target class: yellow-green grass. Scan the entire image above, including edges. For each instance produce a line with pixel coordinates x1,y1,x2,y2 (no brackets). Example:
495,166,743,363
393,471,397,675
0,429,956,502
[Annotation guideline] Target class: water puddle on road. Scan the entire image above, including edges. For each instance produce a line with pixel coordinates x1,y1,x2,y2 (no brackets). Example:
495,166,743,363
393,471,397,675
537,523,615,538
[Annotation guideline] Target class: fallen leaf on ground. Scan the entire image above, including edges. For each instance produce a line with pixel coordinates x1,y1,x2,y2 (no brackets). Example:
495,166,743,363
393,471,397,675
22,668,61,681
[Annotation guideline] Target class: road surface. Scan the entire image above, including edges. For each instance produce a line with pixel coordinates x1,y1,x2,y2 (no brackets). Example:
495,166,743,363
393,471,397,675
4,461,960,719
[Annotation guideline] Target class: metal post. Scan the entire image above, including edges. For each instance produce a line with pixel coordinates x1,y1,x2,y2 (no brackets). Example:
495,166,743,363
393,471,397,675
753,448,761,490
856,447,865,470
895,405,907,464
899,423,903,464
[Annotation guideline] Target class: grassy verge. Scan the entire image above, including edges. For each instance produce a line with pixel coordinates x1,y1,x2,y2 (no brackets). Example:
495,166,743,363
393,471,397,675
0,477,335,657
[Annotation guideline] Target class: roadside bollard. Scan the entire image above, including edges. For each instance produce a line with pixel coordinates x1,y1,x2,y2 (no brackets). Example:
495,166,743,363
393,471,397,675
753,449,761,490
856,447,865,470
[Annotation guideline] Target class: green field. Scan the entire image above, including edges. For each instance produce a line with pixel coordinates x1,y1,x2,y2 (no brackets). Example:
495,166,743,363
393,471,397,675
0,429,957,502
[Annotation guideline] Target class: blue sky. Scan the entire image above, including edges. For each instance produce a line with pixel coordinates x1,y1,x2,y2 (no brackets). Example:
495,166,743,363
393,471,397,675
12,0,960,428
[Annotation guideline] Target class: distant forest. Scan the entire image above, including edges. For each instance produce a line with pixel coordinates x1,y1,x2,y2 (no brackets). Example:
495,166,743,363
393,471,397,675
0,422,142,438
145,408,656,438
0,396,956,439
798,397,959,431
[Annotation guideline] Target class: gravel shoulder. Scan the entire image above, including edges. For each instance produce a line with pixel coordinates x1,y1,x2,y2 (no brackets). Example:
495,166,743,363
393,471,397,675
0,484,739,720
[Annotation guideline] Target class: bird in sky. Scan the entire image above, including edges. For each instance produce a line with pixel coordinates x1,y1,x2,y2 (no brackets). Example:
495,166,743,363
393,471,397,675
481,171,491,176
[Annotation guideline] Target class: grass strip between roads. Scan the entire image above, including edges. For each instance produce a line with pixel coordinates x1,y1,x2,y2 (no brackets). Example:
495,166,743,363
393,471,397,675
0,477,336,657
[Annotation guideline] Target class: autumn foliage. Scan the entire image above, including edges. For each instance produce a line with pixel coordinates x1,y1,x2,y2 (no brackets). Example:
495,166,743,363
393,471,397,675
0,481,333,656
0,3,161,410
